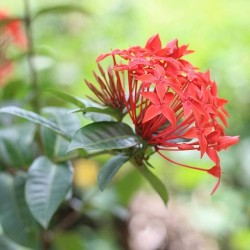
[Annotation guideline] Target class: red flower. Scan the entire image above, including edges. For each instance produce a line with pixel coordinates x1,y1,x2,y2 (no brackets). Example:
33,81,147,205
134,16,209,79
87,34,239,194
0,10,26,47
84,64,126,112
141,91,176,126
0,9,26,86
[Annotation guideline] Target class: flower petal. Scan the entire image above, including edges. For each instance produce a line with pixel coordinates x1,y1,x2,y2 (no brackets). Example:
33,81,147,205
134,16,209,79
198,134,207,157
154,64,165,79
142,105,161,123
141,92,159,105
161,105,176,126
145,34,162,52
218,136,239,150
210,177,221,195
207,164,221,195
137,74,156,83
156,83,167,102
163,92,175,105
182,127,197,138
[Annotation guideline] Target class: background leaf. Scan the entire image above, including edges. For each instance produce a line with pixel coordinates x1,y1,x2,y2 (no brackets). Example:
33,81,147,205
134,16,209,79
82,107,123,121
68,122,141,153
139,165,169,204
0,235,33,250
80,100,115,122
53,232,85,250
48,90,86,109
0,17,24,27
0,173,39,248
41,107,81,160
0,123,36,169
0,106,71,140
33,4,89,20
25,156,73,228
98,154,130,191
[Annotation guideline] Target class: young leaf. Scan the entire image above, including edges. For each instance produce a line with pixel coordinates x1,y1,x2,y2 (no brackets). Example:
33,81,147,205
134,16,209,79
33,5,89,20
0,106,71,140
139,165,169,204
67,122,141,153
0,173,39,248
98,154,130,191
25,156,73,229
48,90,86,109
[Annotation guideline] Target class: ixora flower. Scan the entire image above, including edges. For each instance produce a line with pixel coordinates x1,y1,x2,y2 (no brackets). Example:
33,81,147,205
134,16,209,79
0,9,26,86
86,34,239,194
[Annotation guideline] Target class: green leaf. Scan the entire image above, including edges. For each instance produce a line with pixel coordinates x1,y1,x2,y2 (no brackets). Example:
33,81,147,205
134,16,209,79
0,123,36,168
0,80,29,102
42,107,81,136
33,5,89,19
41,107,81,159
67,122,140,153
82,107,123,121
0,235,33,250
0,173,39,248
53,232,85,250
48,90,86,109
0,106,71,140
78,99,114,122
25,156,73,229
139,165,169,204
116,168,143,205
98,154,130,191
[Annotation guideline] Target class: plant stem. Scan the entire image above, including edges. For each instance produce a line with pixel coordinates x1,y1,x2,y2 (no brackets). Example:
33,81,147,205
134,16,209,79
23,0,44,153
23,0,40,114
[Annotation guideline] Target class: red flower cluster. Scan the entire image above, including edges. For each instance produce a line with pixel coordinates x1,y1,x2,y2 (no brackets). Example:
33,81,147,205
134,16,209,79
87,34,239,194
0,9,26,86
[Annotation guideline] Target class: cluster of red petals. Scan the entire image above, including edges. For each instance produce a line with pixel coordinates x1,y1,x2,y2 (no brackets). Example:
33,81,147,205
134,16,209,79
88,34,239,194
85,64,126,111
0,9,26,86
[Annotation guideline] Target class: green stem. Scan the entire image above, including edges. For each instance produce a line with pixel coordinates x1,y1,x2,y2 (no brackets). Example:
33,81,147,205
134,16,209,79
23,0,45,153
23,0,40,114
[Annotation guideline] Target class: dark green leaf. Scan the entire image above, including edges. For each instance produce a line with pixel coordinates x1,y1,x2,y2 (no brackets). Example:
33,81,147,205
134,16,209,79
48,90,86,109
98,154,130,191
0,106,71,140
0,173,39,248
139,165,169,204
25,156,73,228
67,122,140,153
33,5,89,19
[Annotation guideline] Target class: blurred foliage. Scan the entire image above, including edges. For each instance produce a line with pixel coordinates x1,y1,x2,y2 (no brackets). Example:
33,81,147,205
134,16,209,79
0,0,250,249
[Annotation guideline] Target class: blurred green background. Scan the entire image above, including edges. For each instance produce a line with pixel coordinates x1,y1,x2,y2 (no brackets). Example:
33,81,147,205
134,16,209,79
1,0,250,249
